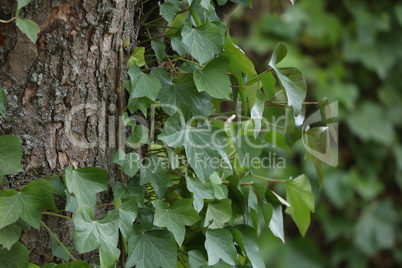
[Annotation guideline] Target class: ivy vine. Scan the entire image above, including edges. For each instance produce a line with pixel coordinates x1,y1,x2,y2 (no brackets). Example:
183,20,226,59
0,0,336,267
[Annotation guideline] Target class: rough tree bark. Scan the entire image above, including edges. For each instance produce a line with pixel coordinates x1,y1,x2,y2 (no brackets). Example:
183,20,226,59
0,0,141,264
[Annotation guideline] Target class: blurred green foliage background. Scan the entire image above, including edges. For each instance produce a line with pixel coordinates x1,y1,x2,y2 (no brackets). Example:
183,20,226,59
229,0,402,267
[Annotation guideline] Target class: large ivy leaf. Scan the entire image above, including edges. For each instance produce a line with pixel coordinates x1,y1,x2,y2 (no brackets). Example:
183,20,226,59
15,17,40,43
73,206,120,268
181,22,224,64
126,230,177,268
230,226,265,268
159,115,230,181
269,43,306,115
0,179,56,229
114,196,138,240
221,33,257,77
0,242,29,267
153,199,200,246
0,223,21,250
140,155,172,198
153,68,212,118
285,175,315,236
235,134,262,168
0,135,23,177
128,65,161,100
205,229,237,266
188,250,232,268
204,199,232,229
186,176,215,212
65,166,108,211
193,57,231,99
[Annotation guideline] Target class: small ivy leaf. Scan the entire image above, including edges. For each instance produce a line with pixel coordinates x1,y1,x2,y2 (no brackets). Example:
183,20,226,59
0,179,56,229
230,226,265,268
127,97,154,117
17,0,33,10
186,176,215,212
193,57,231,99
0,135,23,177
15,17,40,43
152,199,200,246
181,22,224,64
221,33,257,77
0,242,29,267
126,230,177,268
250,91,265,139
127,125,150,148
128,47,146,67
140,155,172,198
269,43,307,115
64,166,108,211
114,196,138,240
204,199,232,229
154,69,212,118
73,206,120,268
51,235,72,261
285,174,315,236
128,65,161,101
188,250,232,268
205,229,237,266
113,149,140,177
159,0,181,23
0,223,22,250
151,40,166,61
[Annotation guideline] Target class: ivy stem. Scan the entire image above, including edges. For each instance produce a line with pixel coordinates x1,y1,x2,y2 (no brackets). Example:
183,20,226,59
247,68,274,83
189,8,201,27
144,16,164,25
43,173,65,180
168,56,204,67
42,211,72,220
41,221,77,261
0,17,16,23
252,173,286,183
231,85,246,89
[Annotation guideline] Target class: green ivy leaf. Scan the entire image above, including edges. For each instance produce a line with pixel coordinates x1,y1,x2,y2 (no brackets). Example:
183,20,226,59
17,0,33,10
127,97,154,117
128,47,146,67
250,91,265,139
181,22,224,64
221,33,257,77
65,166,108,211
15,17,40,43
0,179,56,229
151,40,166,61
159,0,181,22
269,43,306,115
113,179,144,207
204,199,232,229
230,225,265,268
51,234,72,261
235,134,262,168
73,206,120,268
159,115,230,181
113,149,140,177
153,69,212,118
205,229,237,266
126,230,177,268
0,223,21,250
285,174,315,236
193,57,231,99
53,261,90,268
0,242,29,267
140,155,172,198
153,199,200,246
115,196,138,240
188,250,232,268
128,65,161,101
186,176,215,212
171,36,190,57
0,135,23,177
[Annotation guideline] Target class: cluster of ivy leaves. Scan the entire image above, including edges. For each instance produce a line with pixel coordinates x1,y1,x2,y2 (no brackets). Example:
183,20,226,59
0,0,336,267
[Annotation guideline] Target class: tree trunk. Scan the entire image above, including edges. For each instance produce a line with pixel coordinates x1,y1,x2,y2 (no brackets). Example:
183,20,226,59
0,0,141,264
